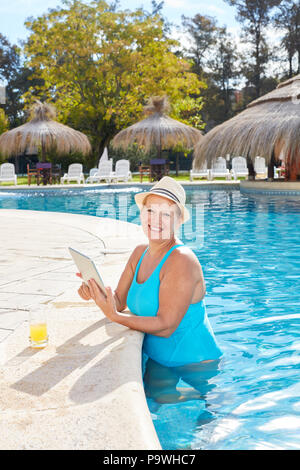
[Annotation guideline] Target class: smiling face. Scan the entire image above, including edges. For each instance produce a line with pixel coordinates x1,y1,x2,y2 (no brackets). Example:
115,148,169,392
140,194,182,241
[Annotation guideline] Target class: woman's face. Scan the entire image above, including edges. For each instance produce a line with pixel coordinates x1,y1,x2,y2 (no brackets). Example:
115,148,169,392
140,194,182,241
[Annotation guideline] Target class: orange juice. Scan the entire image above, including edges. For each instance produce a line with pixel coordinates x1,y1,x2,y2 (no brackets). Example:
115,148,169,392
29,323,48,348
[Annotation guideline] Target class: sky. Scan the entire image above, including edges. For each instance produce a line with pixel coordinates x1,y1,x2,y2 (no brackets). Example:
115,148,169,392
0,0,283,88
0,0,241,46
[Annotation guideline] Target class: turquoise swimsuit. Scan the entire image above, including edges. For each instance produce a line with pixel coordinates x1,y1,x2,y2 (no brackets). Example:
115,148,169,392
127,244,223,367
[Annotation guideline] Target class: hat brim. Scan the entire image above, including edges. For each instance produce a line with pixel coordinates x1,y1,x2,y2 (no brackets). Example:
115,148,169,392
135,191,190,223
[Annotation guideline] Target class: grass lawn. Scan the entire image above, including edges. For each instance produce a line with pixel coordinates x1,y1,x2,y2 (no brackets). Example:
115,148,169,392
0,173,244,187
0,176,29,186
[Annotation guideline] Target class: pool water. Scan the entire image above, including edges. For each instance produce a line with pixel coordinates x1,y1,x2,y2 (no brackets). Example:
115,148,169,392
0,187,299,450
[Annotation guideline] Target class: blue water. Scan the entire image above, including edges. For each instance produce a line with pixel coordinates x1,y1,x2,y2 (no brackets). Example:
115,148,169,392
0,186,299,450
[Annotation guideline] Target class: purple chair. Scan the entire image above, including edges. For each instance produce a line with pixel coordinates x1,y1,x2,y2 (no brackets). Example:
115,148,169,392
150,159,169,181
36,162,52,185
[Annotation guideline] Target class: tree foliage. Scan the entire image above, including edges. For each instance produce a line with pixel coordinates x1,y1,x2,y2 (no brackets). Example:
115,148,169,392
0,33,42,127
23,0,205,162
0,108,8,135
274,0,300,76
224,0,281,98
181,14,240,127
181,14,220,75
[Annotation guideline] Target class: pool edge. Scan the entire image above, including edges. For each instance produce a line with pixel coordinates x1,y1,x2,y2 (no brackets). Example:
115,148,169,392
0,209,161,450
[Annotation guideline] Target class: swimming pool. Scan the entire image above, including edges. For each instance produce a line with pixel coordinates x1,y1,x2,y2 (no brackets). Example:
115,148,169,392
0,186,299,449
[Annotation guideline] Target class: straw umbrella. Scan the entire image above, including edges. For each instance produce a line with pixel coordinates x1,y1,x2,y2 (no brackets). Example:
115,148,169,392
193,74,300,181
112,96,202,176
0,101,91,171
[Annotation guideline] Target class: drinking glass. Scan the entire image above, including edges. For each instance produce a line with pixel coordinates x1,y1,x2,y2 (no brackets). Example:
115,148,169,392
29,305,49,348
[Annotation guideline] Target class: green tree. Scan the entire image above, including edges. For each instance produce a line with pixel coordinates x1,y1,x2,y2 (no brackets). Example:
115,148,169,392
207,28,240,119
0,108,8,161
23,0,204,164
181,14,219,75
0,108,8,135
0,33,41,128
274,0,300,77
181,14,240,126
225,0,281,98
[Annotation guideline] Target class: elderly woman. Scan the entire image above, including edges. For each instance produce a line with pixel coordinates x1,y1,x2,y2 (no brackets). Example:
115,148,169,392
77,176,222,369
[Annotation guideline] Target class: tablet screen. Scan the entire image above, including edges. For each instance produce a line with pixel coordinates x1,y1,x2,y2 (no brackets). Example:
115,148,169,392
69,247,107,296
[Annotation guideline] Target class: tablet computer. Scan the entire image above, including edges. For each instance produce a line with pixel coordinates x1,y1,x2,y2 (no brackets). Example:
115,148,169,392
69,247,107,297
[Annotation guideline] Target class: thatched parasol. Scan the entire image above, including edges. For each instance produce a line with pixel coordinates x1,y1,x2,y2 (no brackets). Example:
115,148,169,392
112,96,202,162
0,101,91,166
193,74,300,181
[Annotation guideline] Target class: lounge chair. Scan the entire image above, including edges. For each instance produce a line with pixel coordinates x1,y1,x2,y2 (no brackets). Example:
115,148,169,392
254,156,267,179
0,163,17,185
190,161,210,181
231,156,249,180
60,163,85,184
112,159,132,182
86,168,99,183
210,157,231,180
86,160,114,183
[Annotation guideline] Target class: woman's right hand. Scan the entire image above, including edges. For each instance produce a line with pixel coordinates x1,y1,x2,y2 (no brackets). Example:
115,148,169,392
76,272,92,301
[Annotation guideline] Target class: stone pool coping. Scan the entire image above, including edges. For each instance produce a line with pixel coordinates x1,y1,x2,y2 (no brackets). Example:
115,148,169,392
240,180,300,195
0,209,161,450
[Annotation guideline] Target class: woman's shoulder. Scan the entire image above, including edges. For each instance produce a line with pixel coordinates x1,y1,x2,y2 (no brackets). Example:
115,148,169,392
128,243,148,265
172,244,200,265
124,244,148,277
162,244,203,284
132,243,148,257
160,244,199,273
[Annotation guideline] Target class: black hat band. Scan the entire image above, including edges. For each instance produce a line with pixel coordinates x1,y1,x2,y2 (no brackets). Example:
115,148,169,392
150,187,181,204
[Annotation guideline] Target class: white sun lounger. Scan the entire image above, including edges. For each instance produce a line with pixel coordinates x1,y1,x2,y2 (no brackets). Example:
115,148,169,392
190,161,210,181
86,160,114,183
0,163,17,185
254,156,268,178
231,156,249,180
60,163,85,184
112,159,132,182
86,168,99,183
210,157,231,180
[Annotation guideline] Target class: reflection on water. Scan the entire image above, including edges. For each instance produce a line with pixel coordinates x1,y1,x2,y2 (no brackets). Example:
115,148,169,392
143,355,222,449
144,356,221,404
143,190,300,450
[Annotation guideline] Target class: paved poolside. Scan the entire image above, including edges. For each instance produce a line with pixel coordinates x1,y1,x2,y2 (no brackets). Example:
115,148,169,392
0,209,160,450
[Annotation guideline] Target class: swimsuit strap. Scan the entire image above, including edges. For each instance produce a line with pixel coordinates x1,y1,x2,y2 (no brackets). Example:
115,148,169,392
155,244,185,270
134,243,184,282
134,247,148,281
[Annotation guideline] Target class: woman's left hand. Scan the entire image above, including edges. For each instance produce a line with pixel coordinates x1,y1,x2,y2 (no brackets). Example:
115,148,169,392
88,279,118,322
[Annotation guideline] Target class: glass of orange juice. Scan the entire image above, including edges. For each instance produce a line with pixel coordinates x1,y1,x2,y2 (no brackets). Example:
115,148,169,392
29,306,49,348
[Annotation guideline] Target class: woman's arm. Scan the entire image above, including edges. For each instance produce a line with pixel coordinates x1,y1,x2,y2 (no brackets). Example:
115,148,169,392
88,249,200,337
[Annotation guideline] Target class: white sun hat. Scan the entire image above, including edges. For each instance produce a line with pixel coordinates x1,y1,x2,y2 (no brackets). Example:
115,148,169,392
134,176,190,223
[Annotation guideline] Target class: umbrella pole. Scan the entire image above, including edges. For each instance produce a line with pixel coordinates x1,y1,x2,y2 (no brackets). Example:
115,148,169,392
247,156,255,180
158,141,161,159
176,153,179,177
267,151,275,181
15,154,20,174
41,142,46,163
